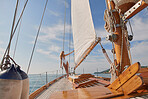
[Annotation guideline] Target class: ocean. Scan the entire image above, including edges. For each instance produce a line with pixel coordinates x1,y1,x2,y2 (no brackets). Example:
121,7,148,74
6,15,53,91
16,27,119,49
29,73,111,94
29,74,63,94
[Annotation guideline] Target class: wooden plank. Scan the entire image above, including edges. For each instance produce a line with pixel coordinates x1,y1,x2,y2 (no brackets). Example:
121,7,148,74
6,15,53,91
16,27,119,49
96,76,110,81
111,92,148,99
140,72,148,85
76,80,97,89
89,78,110,85
140,72,148,78
50,86,123,99
108,62,140,90
117,75,143,95
143,78,148,85
139,68,148,73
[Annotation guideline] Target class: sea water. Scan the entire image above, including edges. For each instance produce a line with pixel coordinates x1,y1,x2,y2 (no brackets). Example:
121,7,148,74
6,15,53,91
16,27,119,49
29,73,111,94
29,74,62,94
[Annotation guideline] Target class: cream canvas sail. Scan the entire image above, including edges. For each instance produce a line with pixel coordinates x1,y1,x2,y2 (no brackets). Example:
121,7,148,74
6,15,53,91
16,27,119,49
71,0,96,67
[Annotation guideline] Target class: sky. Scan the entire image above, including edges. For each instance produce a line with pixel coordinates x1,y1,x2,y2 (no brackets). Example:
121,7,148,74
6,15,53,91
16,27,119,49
0,0,148,74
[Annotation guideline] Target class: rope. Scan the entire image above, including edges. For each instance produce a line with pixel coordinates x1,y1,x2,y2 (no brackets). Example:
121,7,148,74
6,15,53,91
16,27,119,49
7,0,19,55
0,0,29,70
99,41,118,82
105,0,118,77
99,42,112,64
120,26,124,72
124,25,132,65
126,32,132,65
27,0,48,74
68,3,72,70
0,0,19,70
7,0,28,54
63,0,67,51
104,1,117,73
13,18,22,59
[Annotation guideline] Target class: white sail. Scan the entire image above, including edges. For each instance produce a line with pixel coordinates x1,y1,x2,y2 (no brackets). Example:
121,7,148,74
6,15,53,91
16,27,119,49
71,0,96,66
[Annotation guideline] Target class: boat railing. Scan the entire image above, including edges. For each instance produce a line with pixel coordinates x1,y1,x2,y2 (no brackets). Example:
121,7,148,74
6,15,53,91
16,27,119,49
29,70,66,99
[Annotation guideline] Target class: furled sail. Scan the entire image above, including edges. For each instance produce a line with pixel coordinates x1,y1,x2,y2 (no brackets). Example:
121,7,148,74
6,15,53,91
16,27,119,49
71,0,97,69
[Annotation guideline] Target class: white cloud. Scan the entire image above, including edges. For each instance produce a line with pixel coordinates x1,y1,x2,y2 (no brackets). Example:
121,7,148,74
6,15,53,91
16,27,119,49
37,48,59,60
0,41,6,61
49,45,61,53
75,56,111,73
131,41,148,66
48,9,60,17
126,16,148,66
36,44,61,60
0,41,4,45
39,23,71,43
0,48,5,60
36,48,50,55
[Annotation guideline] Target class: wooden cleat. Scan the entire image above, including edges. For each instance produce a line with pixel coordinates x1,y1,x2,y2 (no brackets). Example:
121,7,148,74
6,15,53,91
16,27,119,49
108,62,140,90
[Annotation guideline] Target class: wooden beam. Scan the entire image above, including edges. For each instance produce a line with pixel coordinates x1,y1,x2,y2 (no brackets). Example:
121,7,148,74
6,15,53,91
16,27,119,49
74,37,101,70
124,0,148,20
76,80,98,89
89,78,110,86
106,0,131,75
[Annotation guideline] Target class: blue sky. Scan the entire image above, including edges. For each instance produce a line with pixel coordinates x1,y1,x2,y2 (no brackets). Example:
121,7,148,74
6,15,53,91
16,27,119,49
0,0,148,74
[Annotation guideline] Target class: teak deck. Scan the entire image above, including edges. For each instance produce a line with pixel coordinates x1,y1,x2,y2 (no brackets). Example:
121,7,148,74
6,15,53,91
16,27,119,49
35,78,73,99
50,85,123,99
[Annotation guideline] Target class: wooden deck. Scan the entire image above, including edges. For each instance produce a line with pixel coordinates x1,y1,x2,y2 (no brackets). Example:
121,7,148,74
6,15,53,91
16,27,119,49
35,78,73,99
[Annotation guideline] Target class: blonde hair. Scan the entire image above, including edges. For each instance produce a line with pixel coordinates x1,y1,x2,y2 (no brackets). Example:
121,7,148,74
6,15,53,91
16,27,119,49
60,51,64,59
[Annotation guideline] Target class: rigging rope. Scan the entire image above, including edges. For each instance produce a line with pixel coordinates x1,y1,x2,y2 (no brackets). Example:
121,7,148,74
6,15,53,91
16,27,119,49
0,0,29,70
99,42,112,64
13,18,22,59
125,29,132,64
68,2,72,72
120,23,124,72
63,0,67,51
0,0,19,70
27,0,48,74
104,0,118,81
7,0,20,56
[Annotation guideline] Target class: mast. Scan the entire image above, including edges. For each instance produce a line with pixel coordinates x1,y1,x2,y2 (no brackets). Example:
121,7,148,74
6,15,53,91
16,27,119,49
106,0,148,75
106,0,130,75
